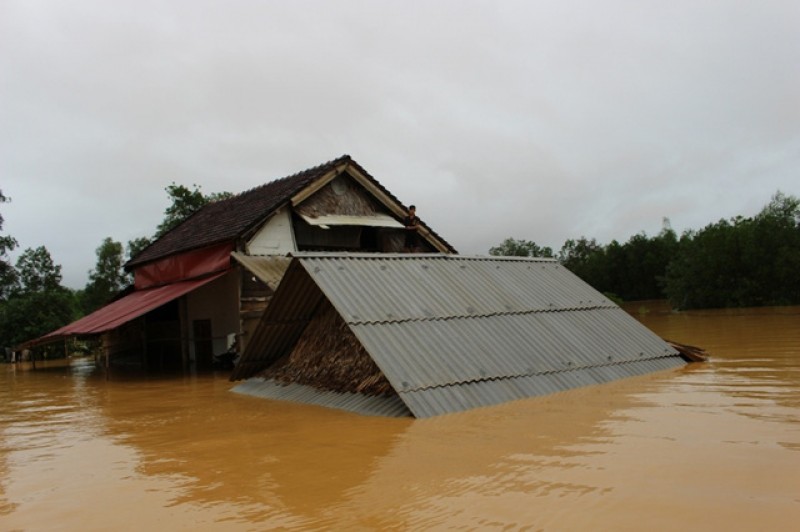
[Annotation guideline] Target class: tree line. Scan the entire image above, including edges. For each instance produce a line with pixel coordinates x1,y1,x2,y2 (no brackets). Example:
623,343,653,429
0,184,229,354
489,191,800,309
1,186,797,354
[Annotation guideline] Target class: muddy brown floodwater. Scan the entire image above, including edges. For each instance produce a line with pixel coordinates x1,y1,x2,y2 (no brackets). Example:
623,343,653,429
2,304,799,531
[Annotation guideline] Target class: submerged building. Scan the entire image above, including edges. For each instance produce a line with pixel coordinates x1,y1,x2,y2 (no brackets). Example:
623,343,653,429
29,153,689,417
31,155,454,368
231,253,686,417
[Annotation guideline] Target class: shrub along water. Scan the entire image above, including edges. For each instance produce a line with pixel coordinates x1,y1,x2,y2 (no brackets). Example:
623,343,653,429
491,191,800,310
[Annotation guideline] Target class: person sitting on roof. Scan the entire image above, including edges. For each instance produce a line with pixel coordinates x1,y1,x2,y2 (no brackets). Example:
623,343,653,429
403,205,420,252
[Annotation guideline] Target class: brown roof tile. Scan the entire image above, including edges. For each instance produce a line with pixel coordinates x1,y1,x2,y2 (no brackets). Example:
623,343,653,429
128,155,349,267
127,155,456,268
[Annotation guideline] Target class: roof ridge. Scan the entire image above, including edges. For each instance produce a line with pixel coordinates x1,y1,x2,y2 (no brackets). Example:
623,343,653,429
222,154,351,203
346,305,619,325
292,251,555,262
127,154,353,267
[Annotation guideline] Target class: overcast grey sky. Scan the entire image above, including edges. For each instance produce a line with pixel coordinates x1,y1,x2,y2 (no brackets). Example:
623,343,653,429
2,0,798,288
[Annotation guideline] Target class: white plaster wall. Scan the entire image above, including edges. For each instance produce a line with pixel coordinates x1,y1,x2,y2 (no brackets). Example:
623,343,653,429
185,270,240,361
247,208,297,255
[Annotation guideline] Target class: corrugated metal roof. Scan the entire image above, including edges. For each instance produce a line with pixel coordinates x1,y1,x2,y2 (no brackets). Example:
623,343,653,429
349,308,676,393
299,253,613,323
231,252,291,290
31,271,227,346
398,357,683,418
232,253,684,417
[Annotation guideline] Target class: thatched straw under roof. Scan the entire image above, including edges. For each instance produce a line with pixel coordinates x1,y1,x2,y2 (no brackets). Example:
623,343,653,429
259,298,395,397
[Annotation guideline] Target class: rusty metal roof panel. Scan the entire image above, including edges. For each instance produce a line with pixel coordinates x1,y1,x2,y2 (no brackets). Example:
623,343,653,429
232,378,411,417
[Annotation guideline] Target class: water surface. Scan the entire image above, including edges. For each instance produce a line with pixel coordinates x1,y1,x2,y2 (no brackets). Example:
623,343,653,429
2,305,799,530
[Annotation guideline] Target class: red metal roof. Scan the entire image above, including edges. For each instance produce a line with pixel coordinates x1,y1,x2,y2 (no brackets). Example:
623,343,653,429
34,272,226,344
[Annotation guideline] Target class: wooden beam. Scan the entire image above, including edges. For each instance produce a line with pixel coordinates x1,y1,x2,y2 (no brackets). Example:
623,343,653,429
290,161,451,254
345,165,406,217
345,165,452,253
290,163,349,206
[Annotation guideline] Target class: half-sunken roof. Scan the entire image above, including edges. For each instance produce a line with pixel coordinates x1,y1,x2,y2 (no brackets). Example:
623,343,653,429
128,155,455,268
232,253,684,417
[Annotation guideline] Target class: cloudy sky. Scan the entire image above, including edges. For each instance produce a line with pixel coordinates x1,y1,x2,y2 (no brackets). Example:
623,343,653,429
2,0,798,288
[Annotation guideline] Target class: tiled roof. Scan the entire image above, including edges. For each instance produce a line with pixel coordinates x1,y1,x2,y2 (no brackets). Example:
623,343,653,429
232,253,685,417
127,155,455,268
128,156,347,267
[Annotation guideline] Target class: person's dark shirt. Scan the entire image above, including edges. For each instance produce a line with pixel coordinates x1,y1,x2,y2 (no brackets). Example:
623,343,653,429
403,215,420,247
403,215,419,229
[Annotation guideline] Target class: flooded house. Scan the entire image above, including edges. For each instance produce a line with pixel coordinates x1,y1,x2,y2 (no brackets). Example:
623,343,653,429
230,253,687,418
29,153,690,418
33,155,455,369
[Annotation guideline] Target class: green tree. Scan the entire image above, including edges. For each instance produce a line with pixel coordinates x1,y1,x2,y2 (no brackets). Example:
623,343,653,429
154,183,233,238
750,191,800,304
664,192,800,309
488,192,798,310
558,237,606,284
0,246,78,348
126,236,152,261
0,290,78,349
558,236,602,265
81,237,129,313
603,223,678,301
15,246,63,294
758,190,800,221
489,237,554,258
0,190,18,300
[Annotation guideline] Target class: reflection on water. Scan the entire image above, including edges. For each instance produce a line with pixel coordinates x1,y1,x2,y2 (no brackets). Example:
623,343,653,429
2,305,799,530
